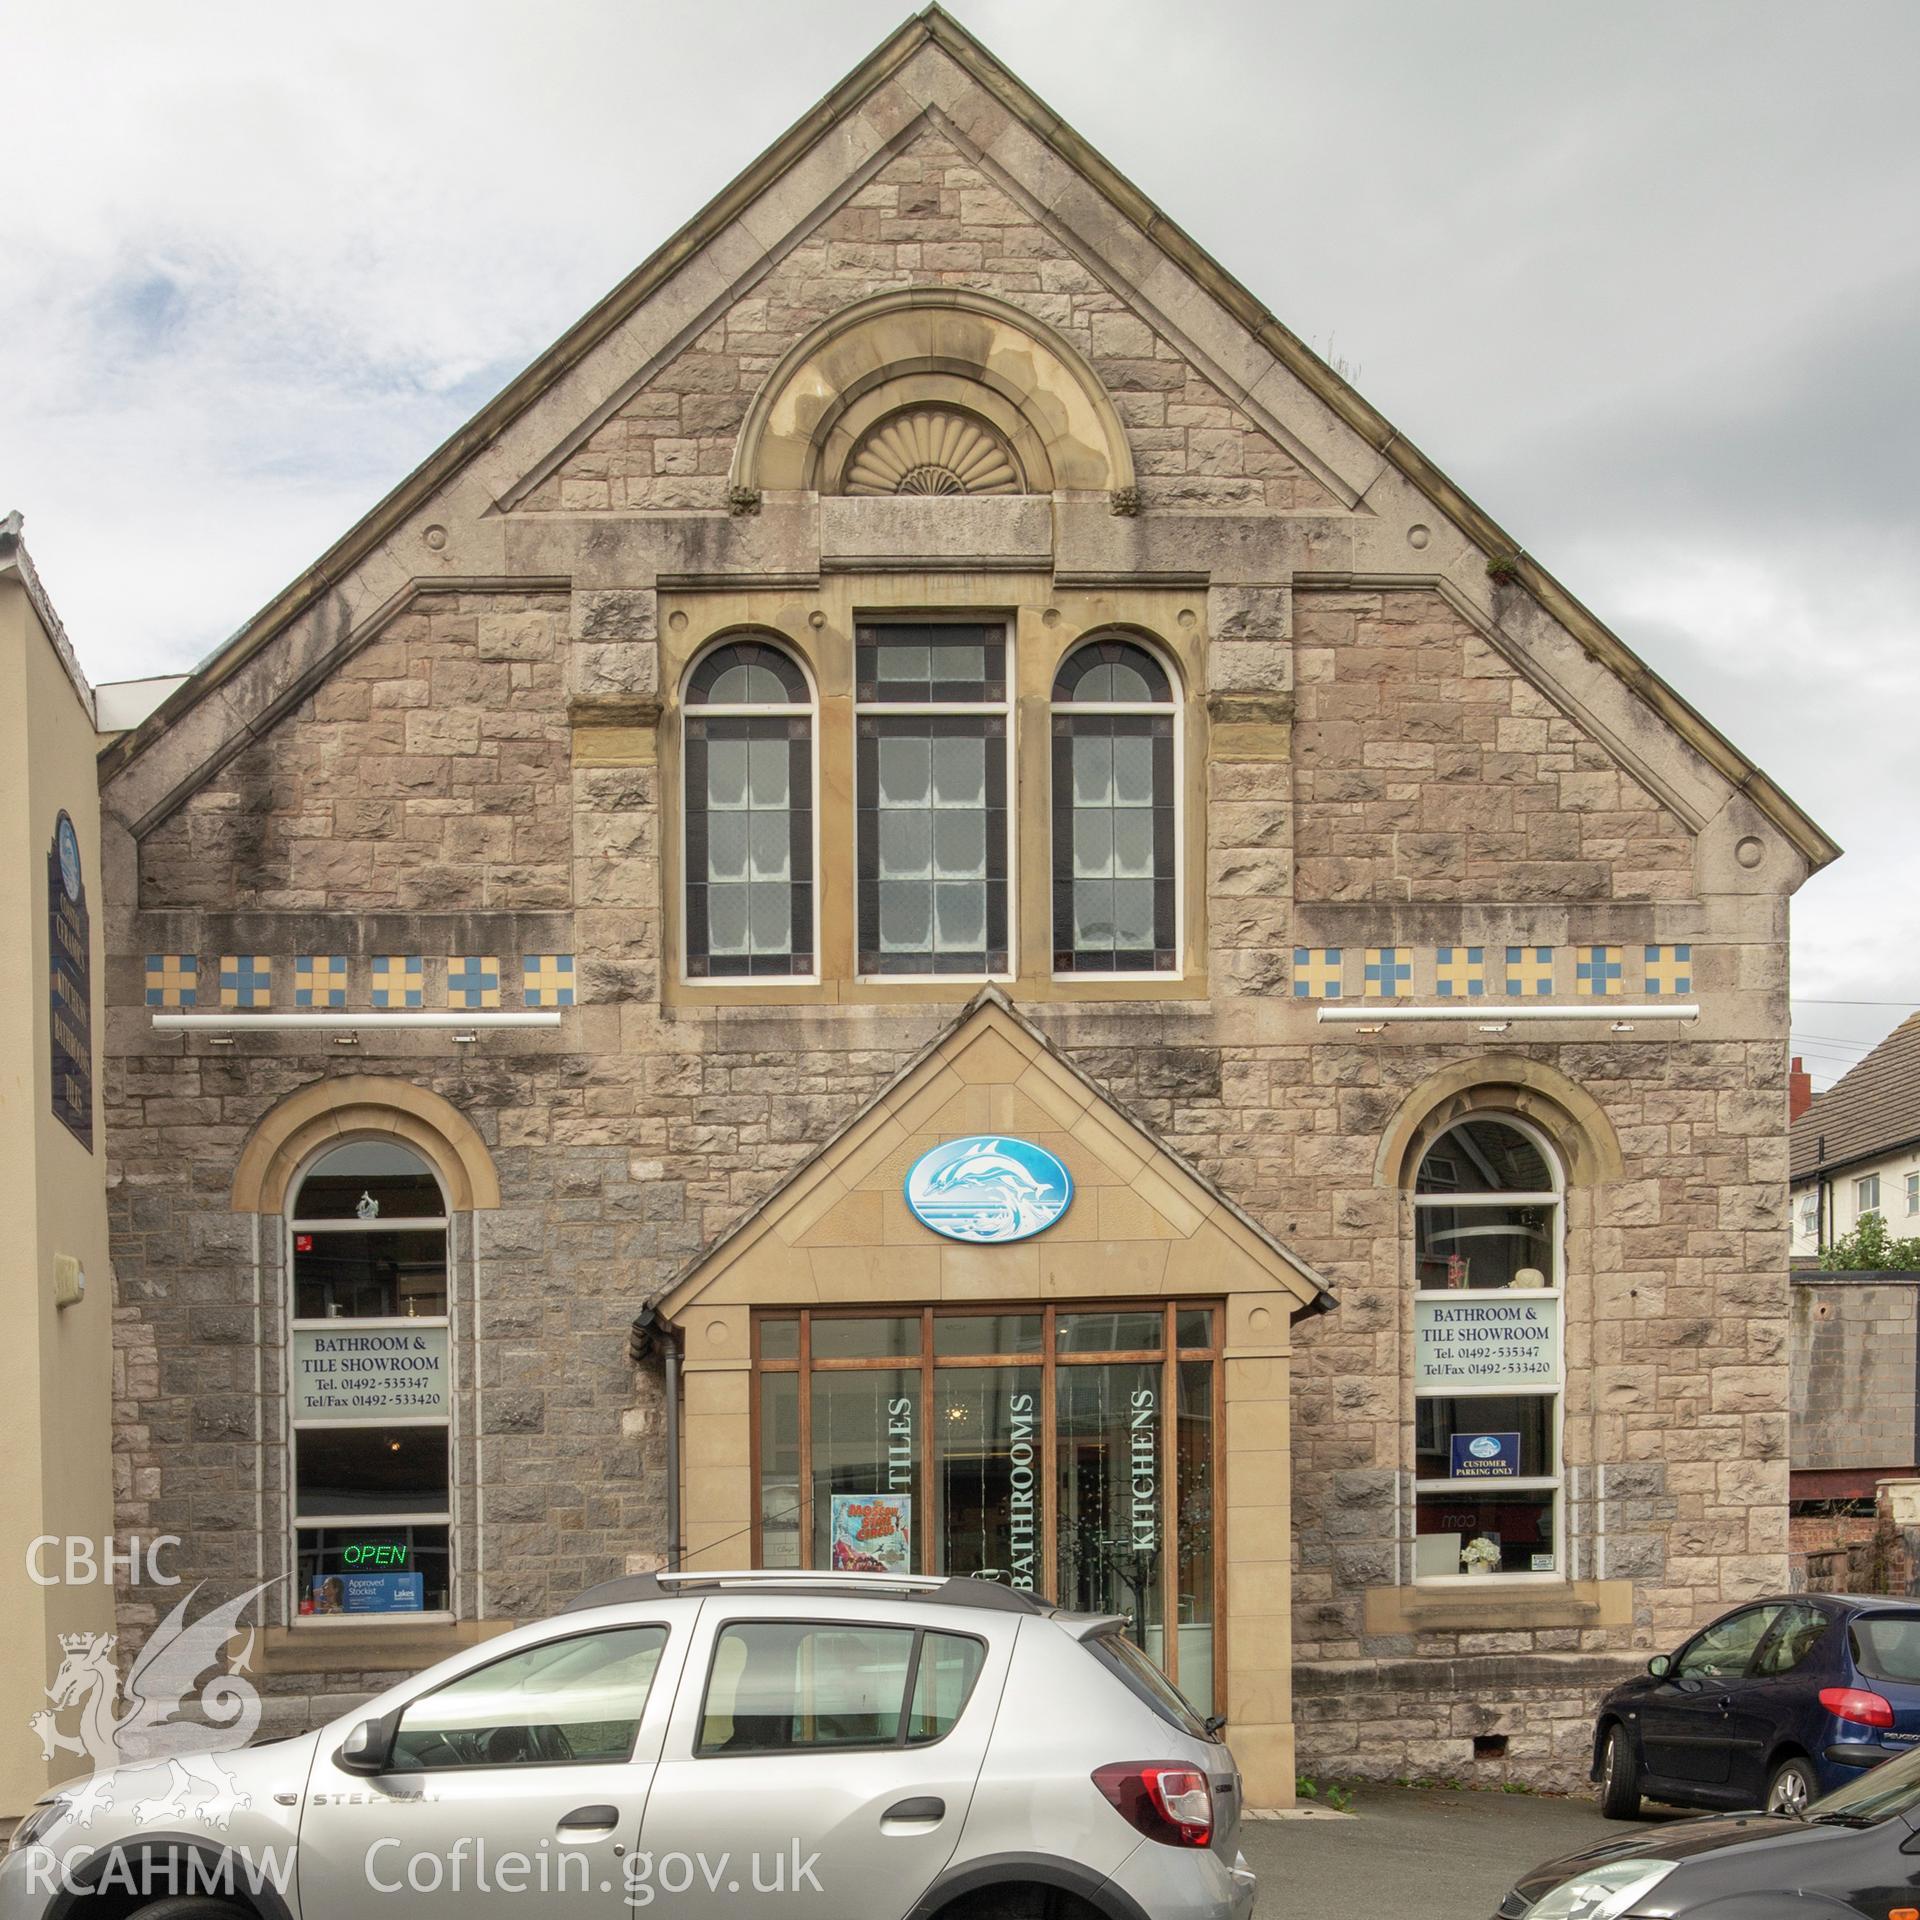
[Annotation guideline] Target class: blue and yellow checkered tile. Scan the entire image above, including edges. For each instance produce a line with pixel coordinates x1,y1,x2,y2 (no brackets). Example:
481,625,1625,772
218,954,272,1009
294,954,349,1009
144,954,199,1008
522,954,576,1008
1291,947,1344,999
1435,946,1486,998
1576,944,1625,997
1505,946,1556,997
1644,943,1692,995
371,955,424,1010
447,955,500,1010
1363,946,1412,999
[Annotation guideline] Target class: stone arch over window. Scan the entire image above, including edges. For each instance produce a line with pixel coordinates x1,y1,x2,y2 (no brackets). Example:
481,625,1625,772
230,1075,501,1214
1376,1056,1625,1194
731,288,1135,498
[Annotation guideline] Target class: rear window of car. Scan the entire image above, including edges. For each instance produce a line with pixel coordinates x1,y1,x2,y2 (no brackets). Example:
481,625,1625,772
1852,1614,1920,1684
1084,1628,1216,1741
696,1621,985,1755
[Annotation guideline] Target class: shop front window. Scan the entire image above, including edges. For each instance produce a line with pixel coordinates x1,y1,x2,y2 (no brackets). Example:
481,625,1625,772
752,1304,1220,1714
1411,1116,1564,1582
289,1138,452,1617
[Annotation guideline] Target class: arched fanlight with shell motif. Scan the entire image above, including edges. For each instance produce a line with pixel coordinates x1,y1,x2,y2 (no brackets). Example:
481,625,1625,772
842,407,1024,497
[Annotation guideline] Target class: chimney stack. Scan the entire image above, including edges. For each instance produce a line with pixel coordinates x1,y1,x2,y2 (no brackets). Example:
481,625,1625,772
1790,1056,1814,1121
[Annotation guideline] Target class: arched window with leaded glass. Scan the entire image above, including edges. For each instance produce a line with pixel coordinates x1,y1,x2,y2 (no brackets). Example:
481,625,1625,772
682,637,816,980
1051,636,1178,975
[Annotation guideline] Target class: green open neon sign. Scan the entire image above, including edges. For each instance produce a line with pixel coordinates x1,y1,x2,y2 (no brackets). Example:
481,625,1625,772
341,1541,409,1568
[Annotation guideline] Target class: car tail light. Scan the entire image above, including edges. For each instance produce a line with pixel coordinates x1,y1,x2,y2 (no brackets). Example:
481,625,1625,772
1820,1685,1894,1729
1092,1763,1213,1846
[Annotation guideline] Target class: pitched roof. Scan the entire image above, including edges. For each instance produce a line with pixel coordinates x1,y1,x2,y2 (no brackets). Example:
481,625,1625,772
657,986,1336,1322
0,509,95,720
1791,1015,1920,1180
95,6,1836,875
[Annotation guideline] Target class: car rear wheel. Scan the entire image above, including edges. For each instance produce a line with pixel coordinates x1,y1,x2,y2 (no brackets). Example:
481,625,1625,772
1766,1755,1818,1817
1598,1724,1643,1819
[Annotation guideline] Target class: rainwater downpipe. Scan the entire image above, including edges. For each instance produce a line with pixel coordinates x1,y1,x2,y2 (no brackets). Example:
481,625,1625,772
631,1308,683,1572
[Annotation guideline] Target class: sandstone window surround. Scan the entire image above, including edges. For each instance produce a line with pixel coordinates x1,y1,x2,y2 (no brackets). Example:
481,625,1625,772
1411,1114,1566,1587
1050,636,1181,978
730,287,1135,504
653,583,1211,1007
855,617,1014,981
681,635,818,982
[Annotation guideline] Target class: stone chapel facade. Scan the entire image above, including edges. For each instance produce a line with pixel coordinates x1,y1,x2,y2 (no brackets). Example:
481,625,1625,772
95,9,1832,1806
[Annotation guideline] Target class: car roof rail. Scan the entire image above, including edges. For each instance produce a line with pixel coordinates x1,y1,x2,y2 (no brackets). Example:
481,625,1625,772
561,1568,1053,1615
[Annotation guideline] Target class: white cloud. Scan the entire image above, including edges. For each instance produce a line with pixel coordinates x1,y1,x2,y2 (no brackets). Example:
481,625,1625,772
3,0,1915,1080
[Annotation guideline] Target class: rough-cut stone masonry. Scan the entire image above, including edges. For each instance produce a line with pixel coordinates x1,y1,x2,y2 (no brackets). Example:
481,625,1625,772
138,594,572,912
1292,591,1694,904
524,131,1343,518
97,21,1810,1795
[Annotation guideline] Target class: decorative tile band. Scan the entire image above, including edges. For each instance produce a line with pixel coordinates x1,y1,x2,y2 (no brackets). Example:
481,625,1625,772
219,955,272,1009
294,955,349,1009
145,954,199,1008
523,954,576,1007
1292,943,1698,1002
136,953,582,1012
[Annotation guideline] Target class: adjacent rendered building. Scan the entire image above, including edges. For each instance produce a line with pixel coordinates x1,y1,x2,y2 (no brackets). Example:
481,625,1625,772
92,11,1833,1804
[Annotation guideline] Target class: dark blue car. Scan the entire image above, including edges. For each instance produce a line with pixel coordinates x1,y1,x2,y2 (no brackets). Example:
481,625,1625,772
1593,1593,1920,1819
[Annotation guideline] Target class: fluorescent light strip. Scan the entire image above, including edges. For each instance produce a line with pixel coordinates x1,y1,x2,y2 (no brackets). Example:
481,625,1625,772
1317,1003,1698,1025
151,1012,562,1030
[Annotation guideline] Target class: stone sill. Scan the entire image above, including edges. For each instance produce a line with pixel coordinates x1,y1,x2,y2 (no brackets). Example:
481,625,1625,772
247,1619,514,1677
1364,1577,1632,1636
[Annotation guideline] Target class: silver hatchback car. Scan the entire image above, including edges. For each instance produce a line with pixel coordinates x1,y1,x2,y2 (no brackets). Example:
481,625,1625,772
2,1572,1254,1920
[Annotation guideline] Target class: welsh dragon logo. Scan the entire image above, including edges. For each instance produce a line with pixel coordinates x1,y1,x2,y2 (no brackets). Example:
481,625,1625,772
30,1580,274,1831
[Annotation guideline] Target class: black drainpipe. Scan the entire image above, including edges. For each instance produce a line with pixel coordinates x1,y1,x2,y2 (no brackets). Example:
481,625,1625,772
629,1307,683,1572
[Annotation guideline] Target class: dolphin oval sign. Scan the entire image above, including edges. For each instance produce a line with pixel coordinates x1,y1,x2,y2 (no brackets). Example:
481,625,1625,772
905,1136,1073,1245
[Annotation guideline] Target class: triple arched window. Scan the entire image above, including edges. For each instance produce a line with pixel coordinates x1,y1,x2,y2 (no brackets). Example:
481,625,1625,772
679,628,1181,983
682,640,815,979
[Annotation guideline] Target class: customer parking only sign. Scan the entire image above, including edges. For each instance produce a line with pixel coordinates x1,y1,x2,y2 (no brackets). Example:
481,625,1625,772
1450,1432,1521,1478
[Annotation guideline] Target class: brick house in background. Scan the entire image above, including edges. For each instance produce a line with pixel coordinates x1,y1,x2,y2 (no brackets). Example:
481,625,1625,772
89,8,1836,1802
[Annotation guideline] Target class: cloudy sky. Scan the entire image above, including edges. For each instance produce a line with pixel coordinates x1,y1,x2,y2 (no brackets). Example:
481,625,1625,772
4,0,1914,1084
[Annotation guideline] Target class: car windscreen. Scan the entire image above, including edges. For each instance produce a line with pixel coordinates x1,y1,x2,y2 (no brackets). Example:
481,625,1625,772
1083,1627,1216,1742
1807,1738,1920,1825
1851,1614,1920,1684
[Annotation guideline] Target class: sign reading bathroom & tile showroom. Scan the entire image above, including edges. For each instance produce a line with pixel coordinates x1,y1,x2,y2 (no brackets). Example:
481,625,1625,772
1413,1295,1559,1395
294,1327,449,1420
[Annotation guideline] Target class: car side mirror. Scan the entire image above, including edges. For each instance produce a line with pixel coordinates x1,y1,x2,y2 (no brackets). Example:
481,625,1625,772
1647,1654,1672,1679
334,1711,398,1776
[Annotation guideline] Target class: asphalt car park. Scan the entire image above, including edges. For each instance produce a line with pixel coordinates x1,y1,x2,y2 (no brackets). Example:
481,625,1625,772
1237,1786,1667,1920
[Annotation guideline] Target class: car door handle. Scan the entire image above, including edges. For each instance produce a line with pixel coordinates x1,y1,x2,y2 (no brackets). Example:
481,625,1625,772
881,1797,945,1826
557,1805,621,1833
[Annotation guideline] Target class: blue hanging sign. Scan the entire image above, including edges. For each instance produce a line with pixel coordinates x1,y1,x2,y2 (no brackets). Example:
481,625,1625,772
904,1136,1073,1244
1450,1432,1521,1479
47,811,92,1152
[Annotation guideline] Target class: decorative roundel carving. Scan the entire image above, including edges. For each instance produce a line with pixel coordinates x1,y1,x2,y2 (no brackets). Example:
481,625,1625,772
843,408,1023,497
